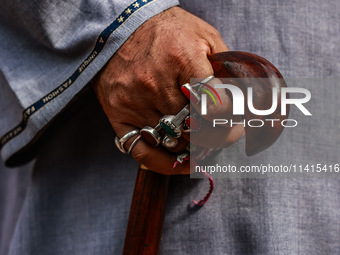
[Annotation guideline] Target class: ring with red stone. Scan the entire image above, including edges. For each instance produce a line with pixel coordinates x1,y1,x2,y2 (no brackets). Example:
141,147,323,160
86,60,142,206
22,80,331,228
181,75,214,104
183,114,201,133
181,83,201,104
140,124,162,146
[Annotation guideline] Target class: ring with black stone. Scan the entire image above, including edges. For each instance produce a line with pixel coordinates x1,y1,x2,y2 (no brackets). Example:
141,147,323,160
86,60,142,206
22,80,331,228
159,104,190,138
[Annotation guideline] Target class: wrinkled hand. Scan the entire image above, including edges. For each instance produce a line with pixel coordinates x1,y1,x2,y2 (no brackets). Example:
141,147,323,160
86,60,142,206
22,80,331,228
92,6,242,174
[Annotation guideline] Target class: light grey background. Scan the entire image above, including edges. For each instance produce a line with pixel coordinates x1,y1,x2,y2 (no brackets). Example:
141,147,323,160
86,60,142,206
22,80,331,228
0,0,339,254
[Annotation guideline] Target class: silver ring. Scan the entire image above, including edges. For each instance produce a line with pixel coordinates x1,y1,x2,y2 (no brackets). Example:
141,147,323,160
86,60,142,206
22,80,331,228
181,83,201,103
160,104,190,138
115,129,140,154
162,134,178,149
191,75,215,88
140,124,162,146
128,134,142,154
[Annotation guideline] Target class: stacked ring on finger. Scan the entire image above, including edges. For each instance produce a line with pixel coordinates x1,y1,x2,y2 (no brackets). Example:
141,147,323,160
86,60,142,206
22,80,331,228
140,98,194,149
160,104,190,138
140,104,190,149
127,134,142,155
181,75,215,105
139,76,214,150
159,104,190,149
140,124,162,147
115,129,140,154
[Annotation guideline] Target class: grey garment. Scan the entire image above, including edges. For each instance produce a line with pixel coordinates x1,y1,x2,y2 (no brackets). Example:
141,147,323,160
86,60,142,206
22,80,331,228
160,1,340,254
0,161,32,255
7,91,140,254
0,0,179,164
2,0,340,255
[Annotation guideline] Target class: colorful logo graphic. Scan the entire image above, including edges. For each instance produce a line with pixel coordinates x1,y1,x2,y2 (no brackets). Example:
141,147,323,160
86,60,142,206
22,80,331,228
193,79,311,128
197,82,223,106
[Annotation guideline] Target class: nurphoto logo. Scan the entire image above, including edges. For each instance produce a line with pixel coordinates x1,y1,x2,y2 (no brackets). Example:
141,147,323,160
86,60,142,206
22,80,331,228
200,84,312,128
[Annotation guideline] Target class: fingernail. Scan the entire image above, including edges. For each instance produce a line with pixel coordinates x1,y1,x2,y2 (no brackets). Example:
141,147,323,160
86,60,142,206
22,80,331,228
181,83,200,104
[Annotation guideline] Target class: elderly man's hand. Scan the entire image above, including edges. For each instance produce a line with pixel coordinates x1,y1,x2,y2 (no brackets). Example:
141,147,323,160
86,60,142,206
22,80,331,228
92,6,242,174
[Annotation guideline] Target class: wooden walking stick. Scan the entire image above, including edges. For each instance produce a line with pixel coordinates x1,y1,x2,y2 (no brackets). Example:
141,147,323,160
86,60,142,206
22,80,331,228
123,51,289,255
123,165,169,255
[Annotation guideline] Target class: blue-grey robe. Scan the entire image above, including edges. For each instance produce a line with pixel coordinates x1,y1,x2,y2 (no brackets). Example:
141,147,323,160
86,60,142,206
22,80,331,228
0,0,339,254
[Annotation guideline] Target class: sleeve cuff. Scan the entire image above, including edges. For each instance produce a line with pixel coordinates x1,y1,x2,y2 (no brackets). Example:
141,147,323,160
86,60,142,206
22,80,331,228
0,0,179,166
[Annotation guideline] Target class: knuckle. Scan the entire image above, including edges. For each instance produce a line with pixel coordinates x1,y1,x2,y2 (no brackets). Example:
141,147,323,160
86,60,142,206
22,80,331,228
212,29,222,39
110,89,132,110
196,38,211,53
136,72,159,94
169,47,188,68
206,25,222,38
132,146,150,164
